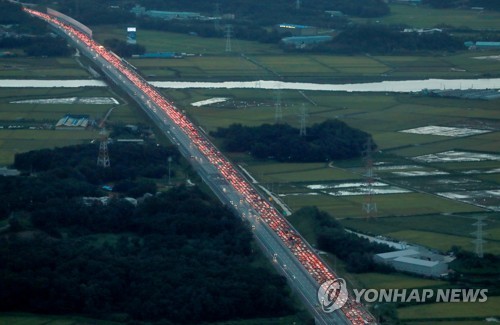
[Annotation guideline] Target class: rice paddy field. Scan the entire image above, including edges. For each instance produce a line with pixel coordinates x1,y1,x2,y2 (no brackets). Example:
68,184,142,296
397,296,500,321
0,87,146,165
0,313,120,325
1,4,499,320
0,57,90,79
354,3,500,30
170,85,500,259
123,51,500,82
92,26,281,56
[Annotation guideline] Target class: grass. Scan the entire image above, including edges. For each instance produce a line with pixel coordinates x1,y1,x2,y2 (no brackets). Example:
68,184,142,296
0,129,99,165
0,313,120,325
92,26,281,56
353,3,500,30
0,57,89,79
244,161,360,183
353,272,447,290
131,56,269,81
213,315,307,325
342,213,500,254
386,230,500,255
286,192,484,219
397,296,500,320
0,87,147,165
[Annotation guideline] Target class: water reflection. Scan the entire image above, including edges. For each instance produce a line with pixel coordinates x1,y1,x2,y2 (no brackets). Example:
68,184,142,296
0,78,499,93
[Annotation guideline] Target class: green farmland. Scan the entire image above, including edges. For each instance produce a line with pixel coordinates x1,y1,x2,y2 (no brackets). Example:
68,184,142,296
354,3,500,30
0,57,90,79
397,296,500,321
0,87,146,165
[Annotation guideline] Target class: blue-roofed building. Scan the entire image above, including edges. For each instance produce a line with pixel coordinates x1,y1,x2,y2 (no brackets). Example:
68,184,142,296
465,41,500,50
56,114,89,129
277,23,318,36
475,41,500,50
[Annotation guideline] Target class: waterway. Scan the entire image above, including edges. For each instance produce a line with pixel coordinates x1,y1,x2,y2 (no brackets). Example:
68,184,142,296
1,78,500,92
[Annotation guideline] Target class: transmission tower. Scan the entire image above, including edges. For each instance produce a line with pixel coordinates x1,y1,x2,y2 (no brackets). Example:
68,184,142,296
97,129,110,168
225,24,232,52
274,89,283,123
362,137,377,220
214,3,221,31
298,104,308,136
472,216,487,258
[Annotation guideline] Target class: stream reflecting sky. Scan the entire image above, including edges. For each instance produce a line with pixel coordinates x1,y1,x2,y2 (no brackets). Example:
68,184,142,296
1,78,499,92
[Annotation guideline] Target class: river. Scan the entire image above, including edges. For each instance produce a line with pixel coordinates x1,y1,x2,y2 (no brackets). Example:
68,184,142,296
1,78,500,92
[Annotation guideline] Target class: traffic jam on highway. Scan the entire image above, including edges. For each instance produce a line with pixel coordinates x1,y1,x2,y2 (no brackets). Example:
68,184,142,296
25,8,375,325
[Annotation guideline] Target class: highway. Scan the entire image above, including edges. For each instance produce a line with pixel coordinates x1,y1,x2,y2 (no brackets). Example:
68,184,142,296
25,7,376,325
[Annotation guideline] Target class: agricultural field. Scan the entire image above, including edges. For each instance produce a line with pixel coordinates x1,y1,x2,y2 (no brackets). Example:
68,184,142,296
0,57,90,79
92,26,281,56
397,296,500,321
353,3,500,30
131,55,270,81
0,313,120,325
171,87,500,255
92,25,500,82
0,313,307,325
0,87,145,165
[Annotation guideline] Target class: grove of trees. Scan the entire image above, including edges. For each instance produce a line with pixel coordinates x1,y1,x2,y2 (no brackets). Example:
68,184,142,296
210,119,373,162
292,207,393,273
0,143,297,323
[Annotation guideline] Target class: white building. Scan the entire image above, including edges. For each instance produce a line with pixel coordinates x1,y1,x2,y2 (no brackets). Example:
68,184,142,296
374,249,450,277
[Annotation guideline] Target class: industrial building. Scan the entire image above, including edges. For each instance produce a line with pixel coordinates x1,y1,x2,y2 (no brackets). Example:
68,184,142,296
131,5,201,20
277,23,318,36
56,114,89,129
374,249,451,277
465,41,500,50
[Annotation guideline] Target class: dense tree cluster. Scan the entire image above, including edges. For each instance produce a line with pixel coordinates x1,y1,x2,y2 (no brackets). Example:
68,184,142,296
210,119,373,162
293,207,393,273
0,144,296,323
304,25,464,54
448,247,500,288
0,0,71,56
14,143,178,185
0,0,46,31
103,38,146,57
2,143,179,220
423,0,500,11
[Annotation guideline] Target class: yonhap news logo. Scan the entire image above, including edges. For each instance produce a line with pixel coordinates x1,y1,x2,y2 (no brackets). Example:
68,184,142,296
317,278,349,313
318,278,488,313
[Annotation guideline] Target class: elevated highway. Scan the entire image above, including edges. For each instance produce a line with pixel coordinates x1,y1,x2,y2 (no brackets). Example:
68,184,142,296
24,7,376,325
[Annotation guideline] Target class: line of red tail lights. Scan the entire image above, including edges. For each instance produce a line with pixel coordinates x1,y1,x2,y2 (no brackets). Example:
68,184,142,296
25,8,375,325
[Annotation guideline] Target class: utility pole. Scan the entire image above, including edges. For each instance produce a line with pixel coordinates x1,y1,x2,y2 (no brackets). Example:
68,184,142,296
97,129,110,168
472,216,487,258
298,103,308,136
168,156,172,185
274,88,283,123
225,24,232,52
362,137,377,220
214,2,221,31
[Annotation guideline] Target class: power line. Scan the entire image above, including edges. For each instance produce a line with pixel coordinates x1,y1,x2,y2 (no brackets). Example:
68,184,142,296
472,216,487,258
274,88,283,123
214,2,221,31
362,137,377,220
225,24,232,52
298,103,308,136
97,129,110,168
